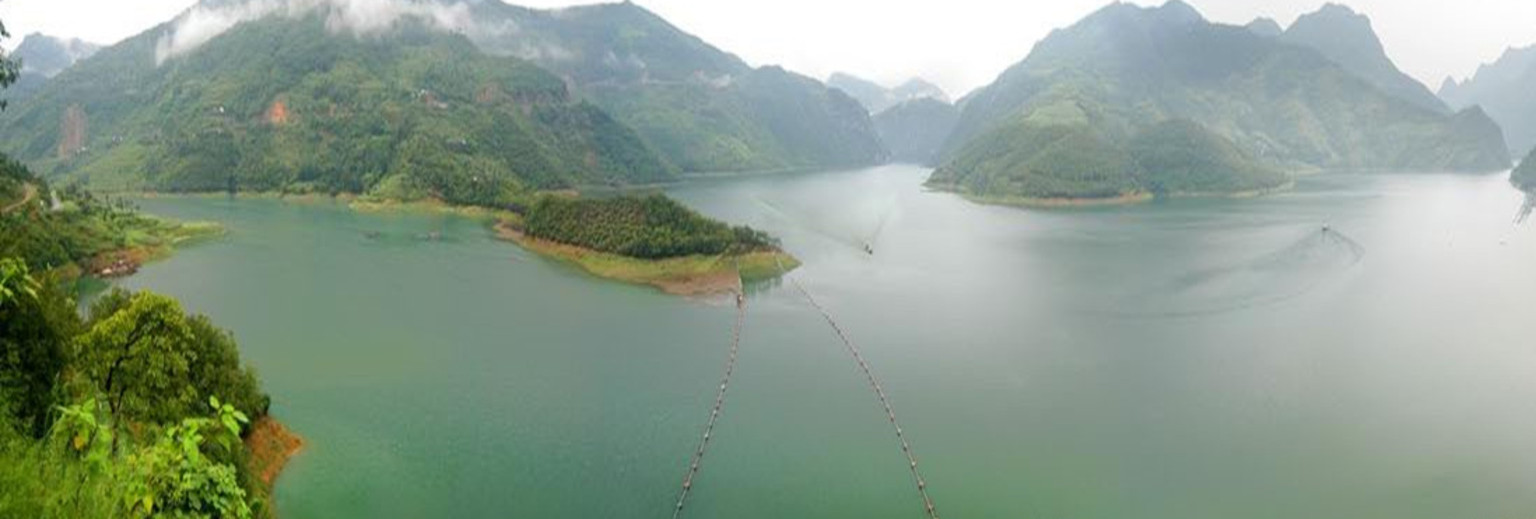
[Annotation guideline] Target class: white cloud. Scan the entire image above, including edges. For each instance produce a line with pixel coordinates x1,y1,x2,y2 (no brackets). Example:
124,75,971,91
151,0,512,65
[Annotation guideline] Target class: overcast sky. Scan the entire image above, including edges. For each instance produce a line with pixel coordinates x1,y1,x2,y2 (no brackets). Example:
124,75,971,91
2,0,1533,97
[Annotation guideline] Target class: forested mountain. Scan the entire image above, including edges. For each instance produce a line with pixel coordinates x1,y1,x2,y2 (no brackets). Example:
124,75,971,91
1440,45,1536,158
1278,4,1448,114
932,0,1510,202
5,33,101,104
828,72,950,114
461,1,886,173
0,11,672,206
2,0,887,199
873,98,959,164
1516,148,1536,191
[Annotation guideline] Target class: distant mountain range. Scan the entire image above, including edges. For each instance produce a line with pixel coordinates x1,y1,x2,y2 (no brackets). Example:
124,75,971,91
1,0,1526,207
1440,45,1536,159
827,72,949,114
1274,4,1449,114
874,98,958,165
931,1,1509,203
6,33,101,103
0,0,886,201
458,2,886,173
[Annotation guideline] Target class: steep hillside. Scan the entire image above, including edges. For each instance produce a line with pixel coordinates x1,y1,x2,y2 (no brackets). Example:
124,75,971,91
933,1,1510,202
1279,4,1448,113
5,34,101,104
0,13,672,205
13,33,101,78
465,1,887,173
1440,45,1536,158
874,98,959,164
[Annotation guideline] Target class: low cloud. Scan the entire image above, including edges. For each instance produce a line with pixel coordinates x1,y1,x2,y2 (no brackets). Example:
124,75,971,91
154,0,513,65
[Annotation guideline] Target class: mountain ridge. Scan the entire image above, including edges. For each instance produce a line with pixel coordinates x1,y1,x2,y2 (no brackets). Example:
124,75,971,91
932,0,1510,203
1439,45,1536,158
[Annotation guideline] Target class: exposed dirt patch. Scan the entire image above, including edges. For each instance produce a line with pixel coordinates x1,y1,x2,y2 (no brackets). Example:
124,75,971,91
245,417,304,491
267,99,291,126
58,104,87,159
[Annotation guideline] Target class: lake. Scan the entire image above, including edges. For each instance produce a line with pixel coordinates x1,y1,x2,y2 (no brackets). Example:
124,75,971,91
119,165,1536,519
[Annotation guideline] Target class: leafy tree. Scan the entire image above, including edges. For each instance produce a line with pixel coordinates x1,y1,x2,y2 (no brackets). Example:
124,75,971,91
75,292,198,427
0,258,76,437
77,290,269,430
120,396,252,519
0,19,20,109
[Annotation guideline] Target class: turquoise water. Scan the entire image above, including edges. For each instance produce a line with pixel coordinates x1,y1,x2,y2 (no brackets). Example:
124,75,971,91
121,166,1536,518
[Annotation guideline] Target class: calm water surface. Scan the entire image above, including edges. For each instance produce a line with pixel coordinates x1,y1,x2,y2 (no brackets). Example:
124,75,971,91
121,166,1536,519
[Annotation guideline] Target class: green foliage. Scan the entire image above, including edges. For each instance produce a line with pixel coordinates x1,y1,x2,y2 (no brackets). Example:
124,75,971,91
0,257,271,518
0,258,75,437
1128,119,1287,194
935,1,1511,201
77,290,268,426
0,20,19,109
120,397,252,519
524,194,777,259
1,152,217,274
461,2,887,174
1,15,673,202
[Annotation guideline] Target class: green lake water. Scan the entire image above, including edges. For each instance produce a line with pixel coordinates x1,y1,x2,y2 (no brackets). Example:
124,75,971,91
119,165,1536,518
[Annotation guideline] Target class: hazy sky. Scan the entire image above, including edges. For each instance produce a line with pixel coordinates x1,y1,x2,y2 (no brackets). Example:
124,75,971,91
1,0,1533,96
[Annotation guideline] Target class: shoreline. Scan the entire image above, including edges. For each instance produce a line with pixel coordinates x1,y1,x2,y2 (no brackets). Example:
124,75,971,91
927,181,1295,209
494,221,799,296
125,191,802,297
245,416,305,518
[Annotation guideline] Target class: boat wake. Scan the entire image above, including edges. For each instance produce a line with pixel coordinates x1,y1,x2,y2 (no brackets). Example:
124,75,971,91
1111,227,1365,319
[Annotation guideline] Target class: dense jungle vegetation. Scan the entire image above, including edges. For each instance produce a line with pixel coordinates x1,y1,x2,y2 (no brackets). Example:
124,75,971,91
523,194,778,259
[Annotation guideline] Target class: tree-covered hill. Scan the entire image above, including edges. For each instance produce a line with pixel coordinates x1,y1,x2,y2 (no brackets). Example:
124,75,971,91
0,12,673,206
463,1,888,173
3,33,102,105
933,0,1511,202
874,98,959,165
524,193,777,259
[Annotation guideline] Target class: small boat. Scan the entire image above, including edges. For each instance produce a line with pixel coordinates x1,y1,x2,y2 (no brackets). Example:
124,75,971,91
864,243,874,255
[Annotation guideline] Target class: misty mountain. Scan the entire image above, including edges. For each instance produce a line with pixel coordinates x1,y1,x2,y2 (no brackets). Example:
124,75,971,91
4,33,103,104
873,98,959,164
13,33,101,78
456,1,886,173
1439,45,1536,158
828,72,950,113
1244,18,1283,38
1279,3,1448,114
931,0,1509,202
0,12,671,205
1517,148,1536,191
